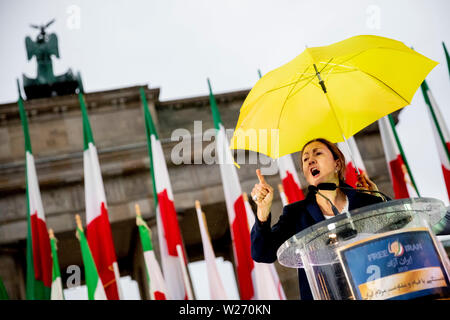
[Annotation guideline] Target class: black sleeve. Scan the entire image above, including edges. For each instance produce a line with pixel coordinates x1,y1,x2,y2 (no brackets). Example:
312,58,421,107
250,204,299,263
362,192,386,206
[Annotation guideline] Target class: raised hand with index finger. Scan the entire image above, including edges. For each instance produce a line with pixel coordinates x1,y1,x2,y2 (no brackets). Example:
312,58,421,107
251,169,274,222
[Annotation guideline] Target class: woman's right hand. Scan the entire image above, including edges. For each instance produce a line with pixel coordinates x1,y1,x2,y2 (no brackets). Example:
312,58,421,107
250,169,274,222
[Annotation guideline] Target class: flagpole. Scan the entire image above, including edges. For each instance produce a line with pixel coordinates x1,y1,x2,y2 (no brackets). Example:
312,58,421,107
208,79,256,300
77,74,123,300
140,87,159,209
443,42,450,80
278,184,288,207
176,245,194,300
17,78,34,300
17,78,52,300
17,79,32,153
312,65,361,177
195,200,212,242
195,200,229,300
48,228,64,300
242,192,286,300
387,114,420,196
421,81,450,166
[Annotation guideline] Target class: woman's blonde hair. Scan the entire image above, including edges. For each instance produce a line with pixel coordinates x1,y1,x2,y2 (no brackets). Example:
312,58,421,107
300,138,347,183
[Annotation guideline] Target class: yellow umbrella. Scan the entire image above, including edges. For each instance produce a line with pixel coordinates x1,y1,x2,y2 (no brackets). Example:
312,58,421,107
230,35,438,160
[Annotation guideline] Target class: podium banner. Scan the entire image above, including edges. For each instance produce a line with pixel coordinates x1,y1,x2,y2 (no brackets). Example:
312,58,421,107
337,227,450,300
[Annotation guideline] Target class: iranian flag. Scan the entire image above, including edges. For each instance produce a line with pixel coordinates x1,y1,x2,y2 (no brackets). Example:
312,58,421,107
79,92,122,300
195,201,228,300
18,91,52,300
338,136,367,188
421,80,450,200
277,155,304,204
135,204,168,300
378,115,419,199
49,229,64,300
208,79,256,300
140,87,189,300
243,193,286,300
75,215,107,300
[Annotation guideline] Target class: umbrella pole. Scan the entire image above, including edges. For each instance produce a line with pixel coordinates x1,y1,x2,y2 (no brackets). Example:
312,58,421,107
313,64,361,176
325,93,361,176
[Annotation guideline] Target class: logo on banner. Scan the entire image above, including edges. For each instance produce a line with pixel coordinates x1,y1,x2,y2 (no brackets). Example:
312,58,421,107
388,240,404,257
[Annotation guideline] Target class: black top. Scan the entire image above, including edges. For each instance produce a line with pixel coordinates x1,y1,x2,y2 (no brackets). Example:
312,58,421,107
250,183,385,300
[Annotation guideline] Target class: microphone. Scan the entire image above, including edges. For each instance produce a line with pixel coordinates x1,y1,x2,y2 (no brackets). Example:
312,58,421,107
317,183,390,202
308,185,340,216
307,185,319,194
317,183,338,191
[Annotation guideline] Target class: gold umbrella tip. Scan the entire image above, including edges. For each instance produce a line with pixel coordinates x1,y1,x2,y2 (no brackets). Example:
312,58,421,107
135,203,142,216
75,214,83,230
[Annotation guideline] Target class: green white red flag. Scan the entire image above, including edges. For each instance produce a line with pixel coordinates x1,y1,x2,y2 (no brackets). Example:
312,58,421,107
338,136,367,187
140,87,189,300
136,204,168,300
243,194,286,300
195,201,228,300
421,79,450,201
79,92,122,300
75,216,107,300
49,229,64,300
18,88,52,300
277,155,304,204
208,79,256,300
378,115,419,198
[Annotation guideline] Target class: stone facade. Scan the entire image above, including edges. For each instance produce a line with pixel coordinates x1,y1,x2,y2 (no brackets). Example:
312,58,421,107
0,84,397,300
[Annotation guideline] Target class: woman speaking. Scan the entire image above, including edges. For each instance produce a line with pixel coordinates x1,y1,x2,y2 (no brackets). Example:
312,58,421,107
250,138,386,300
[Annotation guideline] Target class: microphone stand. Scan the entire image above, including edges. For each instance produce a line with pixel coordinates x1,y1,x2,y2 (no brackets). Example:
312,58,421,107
338,186,391,202
316,183,391,202
317,190,341,216
313,184,362,242
308,185,340,216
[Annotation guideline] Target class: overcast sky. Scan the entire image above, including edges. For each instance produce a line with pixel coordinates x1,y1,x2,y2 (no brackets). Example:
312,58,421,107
1,0,450,205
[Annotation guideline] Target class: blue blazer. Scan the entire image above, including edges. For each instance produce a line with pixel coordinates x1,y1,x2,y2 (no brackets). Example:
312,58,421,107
250,184,385,300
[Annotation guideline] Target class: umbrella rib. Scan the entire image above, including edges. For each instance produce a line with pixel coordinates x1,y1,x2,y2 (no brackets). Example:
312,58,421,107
326,51,365,68
285,58,337,100
240,65,313,125
320,62,355,70
264,74,315,94
252,64,313,104
259,58,334,96
274,59,333,132
284,75,320,101
321,68,358,83
274,66,316,132
318,58,334,73
315,51,365,79
361,71,411,104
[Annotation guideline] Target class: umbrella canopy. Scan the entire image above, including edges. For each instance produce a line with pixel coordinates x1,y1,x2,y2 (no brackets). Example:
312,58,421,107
230,35,438,159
